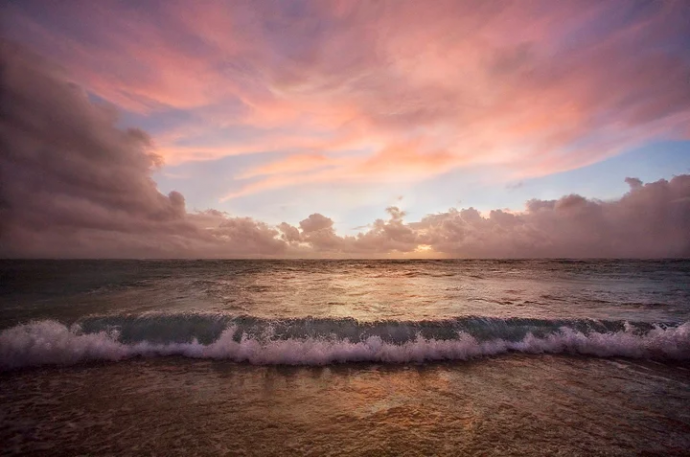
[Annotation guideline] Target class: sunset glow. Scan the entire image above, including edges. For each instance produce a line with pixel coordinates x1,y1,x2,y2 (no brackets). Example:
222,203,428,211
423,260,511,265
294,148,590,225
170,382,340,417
1,0,689,258
2,4,690,454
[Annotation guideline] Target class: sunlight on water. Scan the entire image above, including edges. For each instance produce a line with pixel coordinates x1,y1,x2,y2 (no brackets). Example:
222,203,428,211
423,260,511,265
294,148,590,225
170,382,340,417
2,356,689,455
1,260,689,455
2,259,689,326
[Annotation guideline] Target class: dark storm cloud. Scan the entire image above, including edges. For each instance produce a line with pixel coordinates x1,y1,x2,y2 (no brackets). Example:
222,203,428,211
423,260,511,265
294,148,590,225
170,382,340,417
0,41,287,258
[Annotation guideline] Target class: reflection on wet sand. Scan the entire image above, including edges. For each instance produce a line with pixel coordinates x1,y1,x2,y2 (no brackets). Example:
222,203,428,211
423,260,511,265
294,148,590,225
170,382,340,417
2,355,689,456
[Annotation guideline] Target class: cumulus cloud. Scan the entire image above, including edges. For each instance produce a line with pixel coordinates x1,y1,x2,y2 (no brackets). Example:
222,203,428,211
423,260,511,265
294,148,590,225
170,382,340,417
413,176,690,258
1,40,689,259
264,183,690,258
0,42,287,258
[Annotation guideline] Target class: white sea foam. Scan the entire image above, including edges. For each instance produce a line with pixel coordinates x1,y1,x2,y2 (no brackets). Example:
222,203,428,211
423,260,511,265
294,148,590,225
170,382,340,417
1,320,689,370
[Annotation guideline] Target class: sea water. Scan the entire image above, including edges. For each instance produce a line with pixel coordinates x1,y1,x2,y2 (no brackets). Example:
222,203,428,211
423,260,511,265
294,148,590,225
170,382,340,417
1,259,689,455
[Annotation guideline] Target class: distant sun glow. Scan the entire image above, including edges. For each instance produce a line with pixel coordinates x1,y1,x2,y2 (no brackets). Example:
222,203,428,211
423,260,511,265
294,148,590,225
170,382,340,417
1,0,689,258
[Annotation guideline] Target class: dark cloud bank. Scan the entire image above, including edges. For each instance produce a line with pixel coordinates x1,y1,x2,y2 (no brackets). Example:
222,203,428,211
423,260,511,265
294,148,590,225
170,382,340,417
1,42,689,259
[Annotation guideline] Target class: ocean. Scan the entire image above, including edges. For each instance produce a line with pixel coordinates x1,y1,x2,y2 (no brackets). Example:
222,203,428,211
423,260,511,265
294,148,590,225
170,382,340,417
1,259,689,455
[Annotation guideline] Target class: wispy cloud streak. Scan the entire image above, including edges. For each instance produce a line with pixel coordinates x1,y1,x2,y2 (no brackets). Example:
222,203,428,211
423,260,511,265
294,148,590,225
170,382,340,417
2,0,688,199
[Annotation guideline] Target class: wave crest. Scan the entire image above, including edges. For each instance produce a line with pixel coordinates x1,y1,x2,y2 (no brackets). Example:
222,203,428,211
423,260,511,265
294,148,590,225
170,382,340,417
1,317,688,370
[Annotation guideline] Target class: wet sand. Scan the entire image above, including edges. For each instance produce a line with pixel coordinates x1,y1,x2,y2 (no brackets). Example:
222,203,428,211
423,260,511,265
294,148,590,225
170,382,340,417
2,355,690,456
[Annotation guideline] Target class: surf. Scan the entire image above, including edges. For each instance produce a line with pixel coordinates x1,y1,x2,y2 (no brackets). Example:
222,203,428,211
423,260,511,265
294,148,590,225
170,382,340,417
1,314,688,370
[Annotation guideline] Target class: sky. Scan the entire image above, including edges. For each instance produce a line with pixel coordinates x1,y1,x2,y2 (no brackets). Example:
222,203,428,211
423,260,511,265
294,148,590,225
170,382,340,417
1,0,689,258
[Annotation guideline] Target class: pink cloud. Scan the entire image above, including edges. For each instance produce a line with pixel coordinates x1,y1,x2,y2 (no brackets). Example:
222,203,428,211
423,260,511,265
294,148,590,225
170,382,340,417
238,154,336,179
2,2,690,213
2,39,689,259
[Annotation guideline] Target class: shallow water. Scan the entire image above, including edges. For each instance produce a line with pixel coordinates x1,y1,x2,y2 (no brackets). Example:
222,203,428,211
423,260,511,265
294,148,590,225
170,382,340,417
2,356,689,456
1,260,689,455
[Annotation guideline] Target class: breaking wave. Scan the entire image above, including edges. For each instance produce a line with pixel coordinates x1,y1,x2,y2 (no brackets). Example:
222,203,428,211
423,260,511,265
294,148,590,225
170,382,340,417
1,315,689,370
